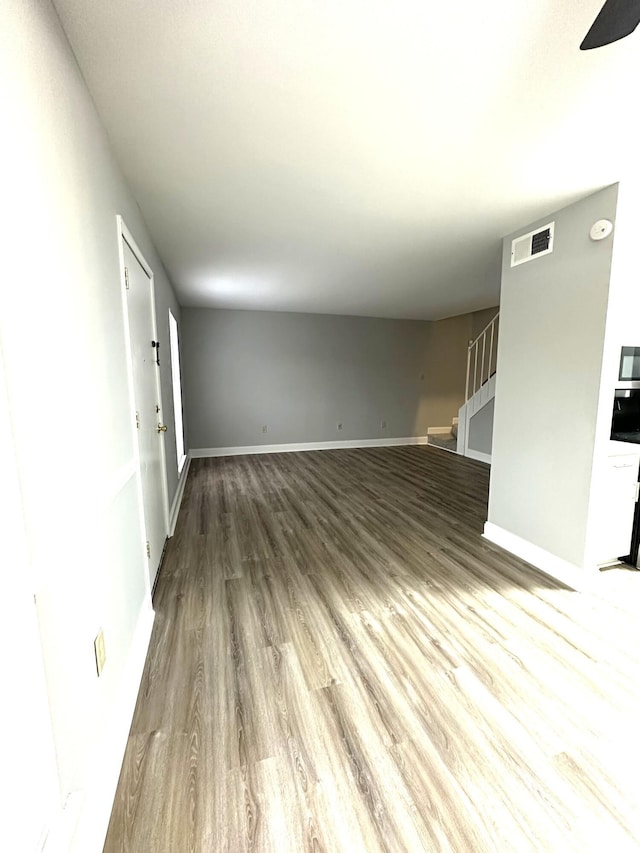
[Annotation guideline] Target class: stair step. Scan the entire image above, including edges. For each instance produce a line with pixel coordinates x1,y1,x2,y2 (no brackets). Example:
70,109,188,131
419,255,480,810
428,432,458,453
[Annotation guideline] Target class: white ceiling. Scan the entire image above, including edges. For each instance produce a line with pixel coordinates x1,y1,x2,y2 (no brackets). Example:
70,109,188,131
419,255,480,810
53,0,640,320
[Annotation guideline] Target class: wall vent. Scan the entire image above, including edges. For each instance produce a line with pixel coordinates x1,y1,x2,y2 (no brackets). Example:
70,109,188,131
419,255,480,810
511,222,555,267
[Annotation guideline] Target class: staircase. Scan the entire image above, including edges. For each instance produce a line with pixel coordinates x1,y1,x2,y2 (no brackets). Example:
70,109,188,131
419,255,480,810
427,417,459,452
456,312,499,464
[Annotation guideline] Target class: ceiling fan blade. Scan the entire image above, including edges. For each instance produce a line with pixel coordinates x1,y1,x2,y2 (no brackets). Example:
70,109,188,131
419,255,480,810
580,0,640,49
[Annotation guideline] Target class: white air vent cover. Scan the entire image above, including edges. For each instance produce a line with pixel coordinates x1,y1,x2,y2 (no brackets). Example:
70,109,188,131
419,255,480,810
511,222,555,267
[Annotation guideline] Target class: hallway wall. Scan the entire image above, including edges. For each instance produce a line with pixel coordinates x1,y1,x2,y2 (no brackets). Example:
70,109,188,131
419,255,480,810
182,308,432,448
0,1,181,849
182,305,497,451
487,184,618,573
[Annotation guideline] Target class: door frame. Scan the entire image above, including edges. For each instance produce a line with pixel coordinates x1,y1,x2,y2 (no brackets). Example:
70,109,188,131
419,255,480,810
116,216,170,593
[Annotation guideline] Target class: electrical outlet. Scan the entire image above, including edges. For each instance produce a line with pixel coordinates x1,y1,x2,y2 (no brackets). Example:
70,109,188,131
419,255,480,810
94,629,106,676
262,424,268,433
337,422,343,431
380,420,387,430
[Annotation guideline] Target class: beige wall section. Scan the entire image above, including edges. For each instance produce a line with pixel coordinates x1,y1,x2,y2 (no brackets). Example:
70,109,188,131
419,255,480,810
420,306,498,430
471,306,500,341
420,314,472,429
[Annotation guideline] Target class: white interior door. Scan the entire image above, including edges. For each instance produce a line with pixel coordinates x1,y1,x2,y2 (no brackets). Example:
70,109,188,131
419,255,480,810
122,236,169,588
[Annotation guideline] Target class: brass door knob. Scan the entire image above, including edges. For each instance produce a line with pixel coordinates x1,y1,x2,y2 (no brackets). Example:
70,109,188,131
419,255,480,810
157,423,168,433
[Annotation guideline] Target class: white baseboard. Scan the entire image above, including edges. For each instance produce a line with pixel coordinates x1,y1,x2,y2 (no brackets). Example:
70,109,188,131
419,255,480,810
190,436,429,459
465,447,492,464
427,426,453,436
427,442,458,454
169,456,191,536
483,522,595,592
57,603,155,853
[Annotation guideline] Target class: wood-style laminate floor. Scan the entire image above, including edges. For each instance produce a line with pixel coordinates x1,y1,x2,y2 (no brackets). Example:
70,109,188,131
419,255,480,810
104,446,640,853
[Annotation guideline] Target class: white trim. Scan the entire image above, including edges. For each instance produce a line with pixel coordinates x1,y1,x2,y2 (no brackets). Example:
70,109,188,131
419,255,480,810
466,311,500,399
458,373,496,463
482,522,597,592
427,442,458,455
169,454,191,536
168,309,186,476
117,215,170,592
116,217,153,602
189,436,429,459
427,426,453,435
118,219,153,278
45,604,155,853
456,405,467,454
465,447,492,464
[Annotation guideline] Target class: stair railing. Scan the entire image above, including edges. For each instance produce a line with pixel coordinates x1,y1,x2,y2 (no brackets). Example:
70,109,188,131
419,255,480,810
465,312,499,402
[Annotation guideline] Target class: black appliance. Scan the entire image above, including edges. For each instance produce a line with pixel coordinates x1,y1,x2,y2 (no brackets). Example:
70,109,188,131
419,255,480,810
610,388,640,444
611,387,640,566
610,347,640,566
622,497,640,568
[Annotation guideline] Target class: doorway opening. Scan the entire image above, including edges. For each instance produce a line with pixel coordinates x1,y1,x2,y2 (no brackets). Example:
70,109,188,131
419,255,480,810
117,216,169,590
168,309,186,474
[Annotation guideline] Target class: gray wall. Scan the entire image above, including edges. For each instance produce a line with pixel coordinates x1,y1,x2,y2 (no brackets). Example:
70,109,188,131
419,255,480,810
487,185,618,568
468,399,494,454
182,309,434,447
182,306,502,450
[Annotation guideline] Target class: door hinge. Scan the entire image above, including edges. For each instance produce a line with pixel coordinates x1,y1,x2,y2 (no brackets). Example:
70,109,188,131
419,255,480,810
146,541,151,559
124,266,130,290
135,411,140,430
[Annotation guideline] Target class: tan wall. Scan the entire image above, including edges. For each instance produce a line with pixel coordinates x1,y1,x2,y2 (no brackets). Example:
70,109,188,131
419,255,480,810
420,305,499,430
471,306,499,341
420,314,472,429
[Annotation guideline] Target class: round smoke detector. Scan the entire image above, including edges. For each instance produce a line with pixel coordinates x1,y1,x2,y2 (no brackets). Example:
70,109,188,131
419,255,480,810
590,219,613,241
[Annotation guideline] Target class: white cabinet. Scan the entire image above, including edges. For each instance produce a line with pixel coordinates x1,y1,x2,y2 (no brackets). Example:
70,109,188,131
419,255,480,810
595,452,639,566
